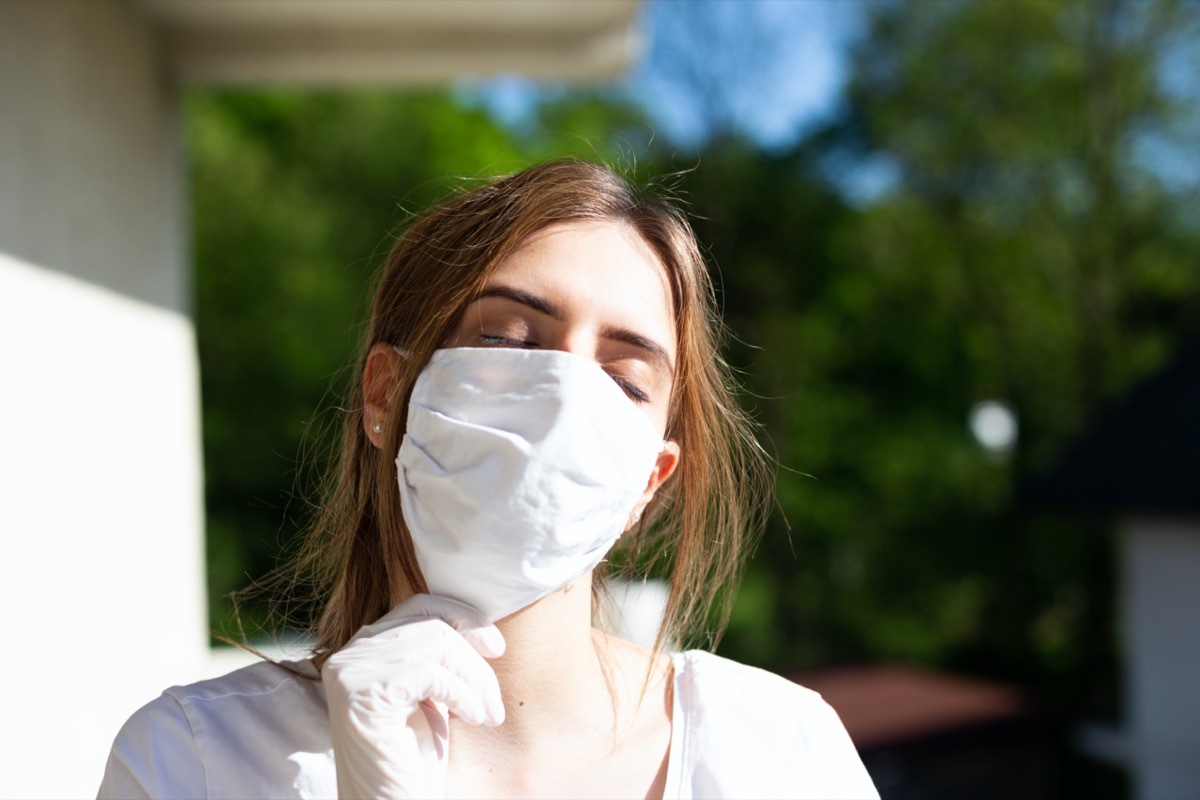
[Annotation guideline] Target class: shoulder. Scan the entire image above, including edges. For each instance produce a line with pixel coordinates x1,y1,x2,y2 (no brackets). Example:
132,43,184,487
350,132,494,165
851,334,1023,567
672,650,843,744
671,650,878,800
162,657,321,710
674,649,825,708
157,658,327,748
98,660,334,800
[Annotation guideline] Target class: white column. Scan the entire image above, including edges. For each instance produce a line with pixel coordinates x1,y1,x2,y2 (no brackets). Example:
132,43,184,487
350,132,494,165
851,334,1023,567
0,3,206,797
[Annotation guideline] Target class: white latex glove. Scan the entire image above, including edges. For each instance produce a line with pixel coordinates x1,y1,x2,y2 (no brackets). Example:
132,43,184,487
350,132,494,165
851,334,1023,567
322,594,506,799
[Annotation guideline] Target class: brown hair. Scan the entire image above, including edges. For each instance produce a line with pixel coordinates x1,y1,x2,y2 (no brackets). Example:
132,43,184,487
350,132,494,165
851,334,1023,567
288,158,770,664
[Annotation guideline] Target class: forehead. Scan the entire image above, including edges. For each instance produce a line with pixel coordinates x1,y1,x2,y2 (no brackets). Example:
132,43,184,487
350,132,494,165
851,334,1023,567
484,220,678,354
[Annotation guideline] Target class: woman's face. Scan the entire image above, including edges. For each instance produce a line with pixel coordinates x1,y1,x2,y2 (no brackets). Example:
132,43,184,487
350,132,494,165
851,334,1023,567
444,220,678,436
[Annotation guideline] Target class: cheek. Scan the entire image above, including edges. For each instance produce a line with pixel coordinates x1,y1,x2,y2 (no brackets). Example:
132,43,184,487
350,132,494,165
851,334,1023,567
646,385,674,437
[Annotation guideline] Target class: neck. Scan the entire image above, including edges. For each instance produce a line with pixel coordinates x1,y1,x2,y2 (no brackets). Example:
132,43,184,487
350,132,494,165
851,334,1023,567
486,575,614,738
445,576,674,799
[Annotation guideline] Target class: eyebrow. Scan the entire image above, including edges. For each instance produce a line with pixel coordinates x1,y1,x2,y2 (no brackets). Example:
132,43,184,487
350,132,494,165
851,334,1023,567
479,286,558,318
476,285,675,374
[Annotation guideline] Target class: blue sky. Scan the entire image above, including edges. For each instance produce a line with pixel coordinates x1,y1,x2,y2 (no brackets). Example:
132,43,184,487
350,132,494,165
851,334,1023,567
628,0,864,149
467,0,864,152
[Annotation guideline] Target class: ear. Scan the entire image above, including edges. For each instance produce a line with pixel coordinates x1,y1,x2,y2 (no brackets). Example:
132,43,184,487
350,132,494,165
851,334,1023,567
363,343,403,449
626,440,681,531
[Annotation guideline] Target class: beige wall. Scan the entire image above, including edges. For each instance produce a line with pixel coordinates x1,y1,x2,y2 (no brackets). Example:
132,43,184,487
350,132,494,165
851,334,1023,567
0,3,205,797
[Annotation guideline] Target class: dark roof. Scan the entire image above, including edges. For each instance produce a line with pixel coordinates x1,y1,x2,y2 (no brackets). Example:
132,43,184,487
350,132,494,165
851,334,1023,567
1020,337,1200,515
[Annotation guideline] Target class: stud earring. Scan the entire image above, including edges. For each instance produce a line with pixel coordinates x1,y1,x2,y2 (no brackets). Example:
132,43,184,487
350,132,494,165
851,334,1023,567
631,508,642,524
372,422,383,434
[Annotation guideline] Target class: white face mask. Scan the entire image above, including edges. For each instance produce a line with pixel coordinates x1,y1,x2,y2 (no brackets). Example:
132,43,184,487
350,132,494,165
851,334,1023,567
396,347,667,622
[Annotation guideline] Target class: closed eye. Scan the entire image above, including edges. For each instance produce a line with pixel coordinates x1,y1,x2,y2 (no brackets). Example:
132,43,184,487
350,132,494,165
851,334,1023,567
476,338,650,402
609,374,650,404
477,334,539,349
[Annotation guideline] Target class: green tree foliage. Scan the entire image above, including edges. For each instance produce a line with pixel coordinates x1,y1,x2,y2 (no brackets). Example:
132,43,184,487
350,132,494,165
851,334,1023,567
703,1,1200,727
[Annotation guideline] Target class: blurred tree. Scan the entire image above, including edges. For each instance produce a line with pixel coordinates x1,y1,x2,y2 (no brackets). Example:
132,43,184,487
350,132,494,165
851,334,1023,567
701,0,1200,735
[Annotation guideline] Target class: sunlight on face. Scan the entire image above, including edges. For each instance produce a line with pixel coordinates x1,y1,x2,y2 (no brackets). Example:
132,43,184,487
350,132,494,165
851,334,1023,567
445,220,678,434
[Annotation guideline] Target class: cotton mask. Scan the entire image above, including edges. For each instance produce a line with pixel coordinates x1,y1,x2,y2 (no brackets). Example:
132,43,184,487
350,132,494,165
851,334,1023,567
396,347,667,622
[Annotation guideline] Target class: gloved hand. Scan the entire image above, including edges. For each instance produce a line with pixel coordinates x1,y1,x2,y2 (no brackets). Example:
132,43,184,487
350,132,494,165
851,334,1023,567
321,594,506,799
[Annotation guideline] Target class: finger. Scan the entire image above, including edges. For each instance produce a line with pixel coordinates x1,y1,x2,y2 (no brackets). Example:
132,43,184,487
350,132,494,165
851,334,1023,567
402,626,505,726
364,594,507,659
430,629,505,726
335,659,490,728
390,662,492,727
399,595,507,659
456,624,506,660
336,623,506,727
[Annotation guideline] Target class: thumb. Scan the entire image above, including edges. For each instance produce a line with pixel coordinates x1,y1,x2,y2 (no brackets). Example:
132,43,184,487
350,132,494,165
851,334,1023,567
392,594,507,659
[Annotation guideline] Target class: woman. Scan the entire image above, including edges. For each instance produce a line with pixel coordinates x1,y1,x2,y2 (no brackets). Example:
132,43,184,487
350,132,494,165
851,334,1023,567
99,160,878,799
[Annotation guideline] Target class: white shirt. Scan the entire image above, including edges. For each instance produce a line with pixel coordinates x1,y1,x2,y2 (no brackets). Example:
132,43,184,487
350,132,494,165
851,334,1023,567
98,650,878,799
